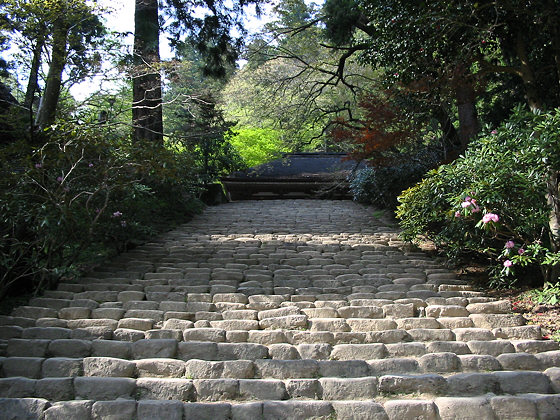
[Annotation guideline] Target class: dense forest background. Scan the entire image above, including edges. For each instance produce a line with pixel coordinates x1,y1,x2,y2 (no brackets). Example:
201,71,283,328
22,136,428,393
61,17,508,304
1,0,560,301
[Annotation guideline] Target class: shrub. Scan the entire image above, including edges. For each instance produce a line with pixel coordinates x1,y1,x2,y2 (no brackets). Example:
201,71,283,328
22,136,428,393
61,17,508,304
397,106,560,287
0,123,202,300
349,147,440,209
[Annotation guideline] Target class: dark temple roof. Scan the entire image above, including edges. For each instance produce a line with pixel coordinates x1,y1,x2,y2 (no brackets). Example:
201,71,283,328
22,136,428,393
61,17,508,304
222,152,363,200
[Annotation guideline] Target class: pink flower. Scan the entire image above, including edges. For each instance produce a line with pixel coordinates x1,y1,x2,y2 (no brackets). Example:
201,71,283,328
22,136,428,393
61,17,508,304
505,241,515,249
491,130,498,134
503,260,513,267
35,163,42,169
56,176,63,182
88,163,94,167
471,205,481,213
464,196,472,202
482,213,499,223
518,248,525,255
461,201,471,208
112,211,122,218
455,211,461,218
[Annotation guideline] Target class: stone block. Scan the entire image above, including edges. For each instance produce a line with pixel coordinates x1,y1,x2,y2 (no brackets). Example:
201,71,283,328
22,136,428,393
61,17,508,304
216,343,268,360
285,379,321,399
493,371,552,394
117,318,153,331
137,400,183,420
384,400,437,420
497,352,541,370
0,377,36,398
467,340,515,357
319,377,377,400
239,379,288,400
92,400,137,420
378,374,446,395
332,401,388,420
317,360,370,378
466,300,511,314
136,378,195,401
493,325,543,340
163,319,195,330
223,360,255,379
183,402,232,420
346,319,397,332
35,377,74,401
223,310,258,320
396,318,440,330
330,344,388,360
194,378,239,401
338,306,383,319
111,328,145,342
135,358,185,378
259,315,308,330
262,401,333,419
418,352,461,373
459,354,502,372
425,341,471,355
43,401,93,420
83,357,136,377
426,305,469,318
407,328,455,342
368,358,419,375
490,396,538,420
454,327,495,341
91,339,132,359
435,396,494,420
0,397,50,420
268,344,300,360
296,343,332,360
365,329,411,344
437,317,474,329
210,320,260,331
535,350,560,368
469,314,525,329
178,341,218,361
48,339,91,358
41,357,83,377
385,342,427,357
7,339,50,357
230,402,263,420
1,357,43,379
74,377,136,400
132,339,177,359
446,372,500,396
247,330,286,345
254,359,318,379
545,367,560,393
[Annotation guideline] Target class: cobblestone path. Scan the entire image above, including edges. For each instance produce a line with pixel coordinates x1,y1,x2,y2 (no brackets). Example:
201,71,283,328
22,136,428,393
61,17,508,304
1,200,560,419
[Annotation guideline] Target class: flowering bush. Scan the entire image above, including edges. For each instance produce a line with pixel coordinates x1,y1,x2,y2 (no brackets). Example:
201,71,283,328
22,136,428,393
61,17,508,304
0,123,202,300
397,106,560,287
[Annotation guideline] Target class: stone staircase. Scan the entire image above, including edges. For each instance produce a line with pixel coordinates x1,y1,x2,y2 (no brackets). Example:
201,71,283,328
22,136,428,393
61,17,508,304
1,200,559,419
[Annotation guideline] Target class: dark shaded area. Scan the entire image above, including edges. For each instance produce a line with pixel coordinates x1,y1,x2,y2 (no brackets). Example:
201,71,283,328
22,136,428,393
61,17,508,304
222,152,365,200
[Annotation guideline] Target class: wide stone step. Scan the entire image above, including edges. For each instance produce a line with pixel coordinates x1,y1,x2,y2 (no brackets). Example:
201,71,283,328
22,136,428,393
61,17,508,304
1,395,559,420
1,370,558,403
3,351,560,380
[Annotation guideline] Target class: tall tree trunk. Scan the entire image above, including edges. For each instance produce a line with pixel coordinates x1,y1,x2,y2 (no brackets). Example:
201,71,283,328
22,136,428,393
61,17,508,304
454,66,479,152
133,0,163,143
515,32,543,112
35,18,68,129
433,106,460,162
24,32,45,110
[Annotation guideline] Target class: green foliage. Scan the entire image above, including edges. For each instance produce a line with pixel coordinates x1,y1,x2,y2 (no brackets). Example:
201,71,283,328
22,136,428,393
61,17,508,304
228,126,287,167
397,106,560,286
349,148,441,209
531,282,560,305
0,122,201,301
